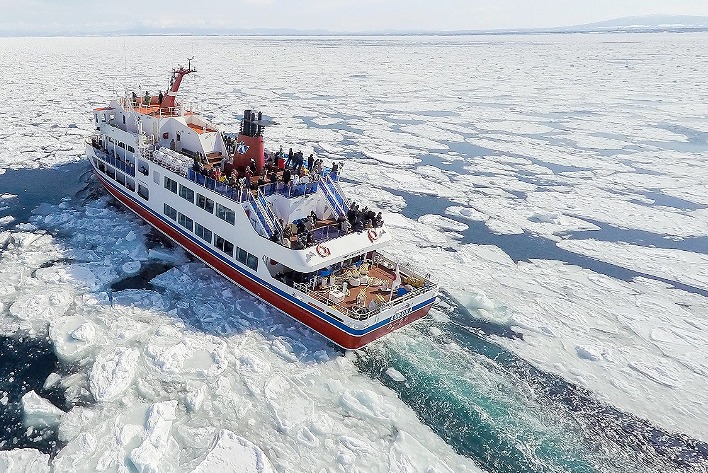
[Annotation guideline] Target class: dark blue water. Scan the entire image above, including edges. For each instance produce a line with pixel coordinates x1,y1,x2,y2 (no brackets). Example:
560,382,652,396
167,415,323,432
0,163,91,456
0,336,66,454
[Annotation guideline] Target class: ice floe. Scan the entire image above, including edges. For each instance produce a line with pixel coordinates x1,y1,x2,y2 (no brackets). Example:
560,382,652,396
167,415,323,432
557,240,708,291
21,391,63,429
0,449,50,473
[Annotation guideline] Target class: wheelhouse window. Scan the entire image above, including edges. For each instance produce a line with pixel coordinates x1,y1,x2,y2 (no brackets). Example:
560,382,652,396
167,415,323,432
164,176,177,194
216,203,235,225
164,203,177,220
214,235,234,257
178,213,193,232
195,222,212,243
179,184,194,203
196,193,214,214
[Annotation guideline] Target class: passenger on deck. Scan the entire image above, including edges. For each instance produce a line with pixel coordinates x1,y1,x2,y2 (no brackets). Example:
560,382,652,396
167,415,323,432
340,218,351,233
331,162,339,178
283,168,291,186
268,171,277,193
374,212,384,227
307,154,314,171
286,148,294,168
347,203,357,224
310,210,317,222
249,158,256,174
144,91,151,106
353,218,364,233
364,219,373,229
158,91,164,104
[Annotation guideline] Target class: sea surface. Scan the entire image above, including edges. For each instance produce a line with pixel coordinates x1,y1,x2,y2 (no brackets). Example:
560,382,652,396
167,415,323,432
0,33,707,472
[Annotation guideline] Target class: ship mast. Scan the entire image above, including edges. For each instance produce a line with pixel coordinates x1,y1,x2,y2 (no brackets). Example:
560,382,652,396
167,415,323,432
161,57,195,109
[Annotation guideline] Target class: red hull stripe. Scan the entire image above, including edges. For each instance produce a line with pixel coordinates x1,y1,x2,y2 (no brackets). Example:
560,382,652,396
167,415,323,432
94,171,435,348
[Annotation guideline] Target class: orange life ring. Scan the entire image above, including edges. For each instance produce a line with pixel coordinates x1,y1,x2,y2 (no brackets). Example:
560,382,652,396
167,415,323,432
368,229,378,242
316,244,331,257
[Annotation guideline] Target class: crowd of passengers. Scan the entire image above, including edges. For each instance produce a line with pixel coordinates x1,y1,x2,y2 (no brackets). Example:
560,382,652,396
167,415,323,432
190,144,383,248
268,203,384,249
191,146,338,193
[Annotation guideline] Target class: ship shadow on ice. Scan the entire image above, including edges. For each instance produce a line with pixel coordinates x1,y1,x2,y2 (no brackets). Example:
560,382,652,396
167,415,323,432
355,291,708,473
0,162,104,457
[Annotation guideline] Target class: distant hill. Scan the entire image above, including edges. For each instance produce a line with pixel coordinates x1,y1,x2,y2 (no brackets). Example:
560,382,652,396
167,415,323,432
570,15,708,30
3,14,708,37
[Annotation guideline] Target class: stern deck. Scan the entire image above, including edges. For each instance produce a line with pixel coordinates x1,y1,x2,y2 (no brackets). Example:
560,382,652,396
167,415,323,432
297,252,435,321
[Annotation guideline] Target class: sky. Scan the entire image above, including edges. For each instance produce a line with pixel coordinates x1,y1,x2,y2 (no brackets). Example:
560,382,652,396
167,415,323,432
1,0,708,34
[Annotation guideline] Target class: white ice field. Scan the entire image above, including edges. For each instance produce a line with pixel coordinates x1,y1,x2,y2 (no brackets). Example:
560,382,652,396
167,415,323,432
1,33,707,471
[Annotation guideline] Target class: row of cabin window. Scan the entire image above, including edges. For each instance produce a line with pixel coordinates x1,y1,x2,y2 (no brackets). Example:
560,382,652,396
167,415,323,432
163,204,258,270
105,136,135,153
164,176,235,224
94,157,146,197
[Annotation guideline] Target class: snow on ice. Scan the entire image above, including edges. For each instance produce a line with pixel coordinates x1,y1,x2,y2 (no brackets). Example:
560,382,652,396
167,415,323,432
1,32,708,470
0,196,483,471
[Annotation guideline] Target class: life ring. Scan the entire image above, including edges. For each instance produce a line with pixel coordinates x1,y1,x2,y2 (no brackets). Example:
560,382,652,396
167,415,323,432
316,244,331,257
368,229,378,242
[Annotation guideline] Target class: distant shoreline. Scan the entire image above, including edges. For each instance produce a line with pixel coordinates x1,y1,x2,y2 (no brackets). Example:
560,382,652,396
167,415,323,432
2,27,708,39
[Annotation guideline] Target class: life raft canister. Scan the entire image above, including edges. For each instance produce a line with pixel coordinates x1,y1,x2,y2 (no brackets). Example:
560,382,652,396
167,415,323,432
368,229,378,242
316,244,331,257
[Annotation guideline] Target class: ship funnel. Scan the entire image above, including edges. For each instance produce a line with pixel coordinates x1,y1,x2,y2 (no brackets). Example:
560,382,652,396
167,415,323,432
233,109,270,174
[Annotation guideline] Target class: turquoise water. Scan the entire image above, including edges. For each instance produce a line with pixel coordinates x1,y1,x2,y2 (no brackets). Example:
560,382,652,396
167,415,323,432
355,302,708,472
